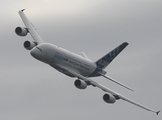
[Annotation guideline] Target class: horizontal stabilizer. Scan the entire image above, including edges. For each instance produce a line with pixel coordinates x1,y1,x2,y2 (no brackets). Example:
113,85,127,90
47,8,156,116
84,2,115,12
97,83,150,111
81,52,92,61
99,73,134,91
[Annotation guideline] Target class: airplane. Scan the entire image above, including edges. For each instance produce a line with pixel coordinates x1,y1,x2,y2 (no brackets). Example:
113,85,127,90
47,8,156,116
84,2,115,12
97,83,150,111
15,9,160,115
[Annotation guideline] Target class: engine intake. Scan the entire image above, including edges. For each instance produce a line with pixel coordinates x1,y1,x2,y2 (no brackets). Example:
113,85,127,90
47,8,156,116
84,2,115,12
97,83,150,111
103,93,116,103
15,27,28,36
24,41,36,50
74,79,87,89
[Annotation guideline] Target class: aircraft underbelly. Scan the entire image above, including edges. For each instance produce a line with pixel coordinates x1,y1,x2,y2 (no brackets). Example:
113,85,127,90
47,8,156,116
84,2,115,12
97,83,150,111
51,59,95,77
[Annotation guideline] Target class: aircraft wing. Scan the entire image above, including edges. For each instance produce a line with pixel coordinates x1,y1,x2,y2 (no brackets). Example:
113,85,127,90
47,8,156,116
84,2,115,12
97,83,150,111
18,9,43,44
62,67,160,115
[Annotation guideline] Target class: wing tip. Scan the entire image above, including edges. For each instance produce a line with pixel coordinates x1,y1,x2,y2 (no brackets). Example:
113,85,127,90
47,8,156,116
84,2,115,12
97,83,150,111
21,9,25,11
19,9,25,13
156,110,160,115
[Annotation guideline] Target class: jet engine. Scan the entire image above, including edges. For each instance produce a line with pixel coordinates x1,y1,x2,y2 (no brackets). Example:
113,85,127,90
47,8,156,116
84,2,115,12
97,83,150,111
15,27,28,36
74,79,87,89
24,41,36,50
103,93,116,103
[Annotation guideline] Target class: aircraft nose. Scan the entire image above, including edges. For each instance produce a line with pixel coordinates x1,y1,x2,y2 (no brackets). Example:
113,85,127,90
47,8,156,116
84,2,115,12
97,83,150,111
30,47,42,59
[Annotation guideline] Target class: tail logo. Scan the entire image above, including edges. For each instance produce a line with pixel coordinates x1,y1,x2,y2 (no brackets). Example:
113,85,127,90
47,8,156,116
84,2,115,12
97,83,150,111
96,42,128,69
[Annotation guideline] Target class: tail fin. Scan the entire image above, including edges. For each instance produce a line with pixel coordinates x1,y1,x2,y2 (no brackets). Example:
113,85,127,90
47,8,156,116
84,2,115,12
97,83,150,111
95,42,128,69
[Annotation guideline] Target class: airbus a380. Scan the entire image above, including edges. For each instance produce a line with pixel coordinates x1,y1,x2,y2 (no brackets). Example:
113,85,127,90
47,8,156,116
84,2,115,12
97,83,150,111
15,9,160,115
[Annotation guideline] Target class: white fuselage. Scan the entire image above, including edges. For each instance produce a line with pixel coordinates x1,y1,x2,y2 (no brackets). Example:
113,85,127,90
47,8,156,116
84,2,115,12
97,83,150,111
30,43,98,77
15,10,160,114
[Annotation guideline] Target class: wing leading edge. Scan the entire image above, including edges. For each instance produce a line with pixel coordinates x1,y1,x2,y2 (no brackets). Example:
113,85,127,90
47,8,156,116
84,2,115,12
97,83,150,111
61,67,160,115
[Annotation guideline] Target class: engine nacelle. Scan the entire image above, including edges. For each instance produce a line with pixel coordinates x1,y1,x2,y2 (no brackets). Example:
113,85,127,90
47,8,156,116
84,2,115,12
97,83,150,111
103,93,116,103
74,79,87,89
24,41,36,50
15,27,28,36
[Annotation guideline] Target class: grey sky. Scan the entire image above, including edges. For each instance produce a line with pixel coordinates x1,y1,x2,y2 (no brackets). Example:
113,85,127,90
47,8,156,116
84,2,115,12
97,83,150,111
0,0,162,119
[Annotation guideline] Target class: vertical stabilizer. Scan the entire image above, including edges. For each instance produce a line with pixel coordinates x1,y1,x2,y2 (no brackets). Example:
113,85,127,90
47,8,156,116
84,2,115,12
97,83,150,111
96,42,128,69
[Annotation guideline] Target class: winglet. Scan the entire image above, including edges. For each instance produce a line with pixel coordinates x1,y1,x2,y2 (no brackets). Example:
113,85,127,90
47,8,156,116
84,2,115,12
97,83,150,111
156,110,160,115
21,9,25,11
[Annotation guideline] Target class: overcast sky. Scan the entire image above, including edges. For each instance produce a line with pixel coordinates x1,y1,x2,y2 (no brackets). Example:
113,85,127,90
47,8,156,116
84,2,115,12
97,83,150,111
0,0,162,120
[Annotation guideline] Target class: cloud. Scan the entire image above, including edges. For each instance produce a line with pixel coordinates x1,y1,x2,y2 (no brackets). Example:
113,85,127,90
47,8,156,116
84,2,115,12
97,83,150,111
0,0,162,120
